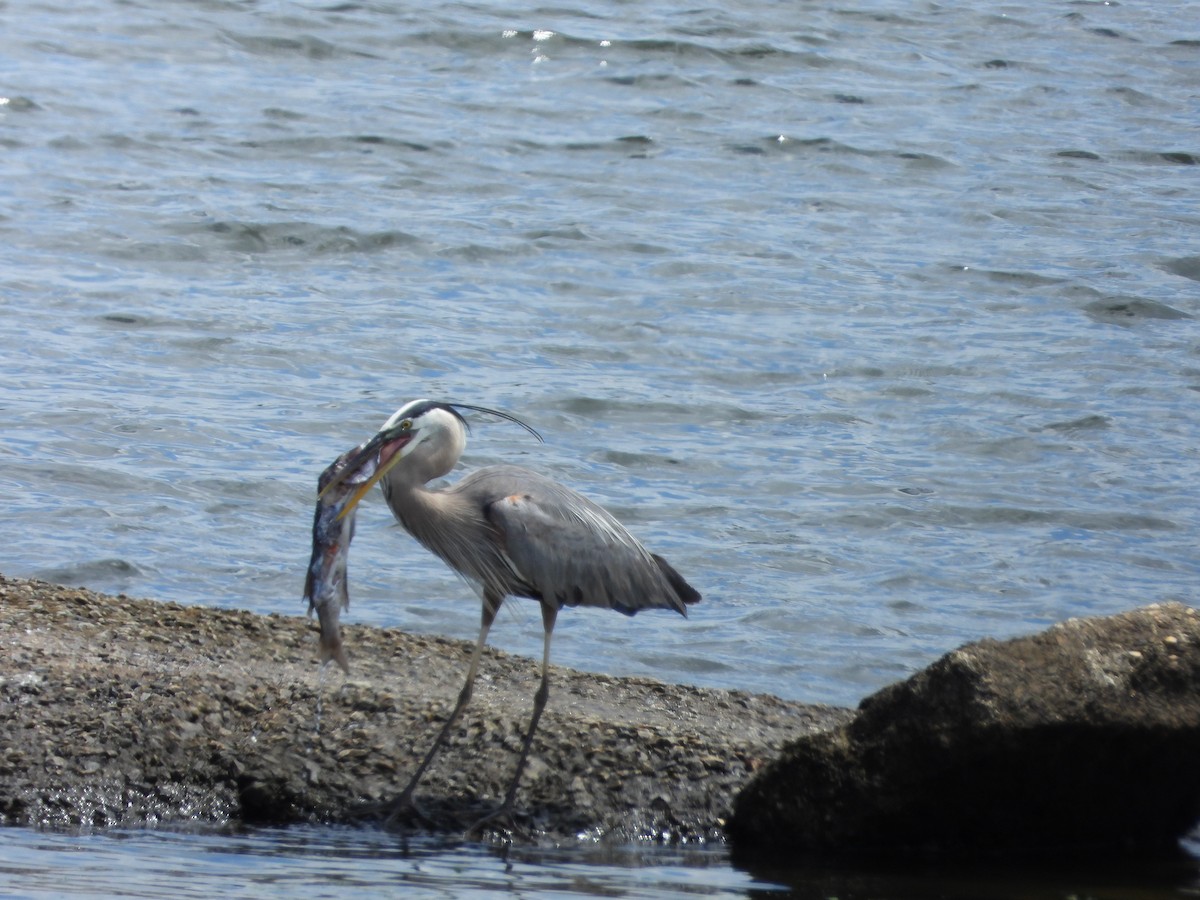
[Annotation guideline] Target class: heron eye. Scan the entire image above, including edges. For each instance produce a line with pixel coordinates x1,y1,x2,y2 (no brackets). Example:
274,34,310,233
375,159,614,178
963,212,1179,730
400,418,413,430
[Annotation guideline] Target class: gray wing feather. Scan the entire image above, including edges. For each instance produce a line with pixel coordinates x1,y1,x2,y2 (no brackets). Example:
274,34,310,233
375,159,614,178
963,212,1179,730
463,466,690,617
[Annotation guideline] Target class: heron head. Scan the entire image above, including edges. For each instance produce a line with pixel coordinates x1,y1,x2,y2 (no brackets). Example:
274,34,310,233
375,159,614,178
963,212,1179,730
320,400,459,518
319,399,541,520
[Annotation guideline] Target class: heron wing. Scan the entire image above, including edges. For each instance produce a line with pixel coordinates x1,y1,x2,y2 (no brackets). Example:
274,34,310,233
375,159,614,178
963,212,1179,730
467,466,692,617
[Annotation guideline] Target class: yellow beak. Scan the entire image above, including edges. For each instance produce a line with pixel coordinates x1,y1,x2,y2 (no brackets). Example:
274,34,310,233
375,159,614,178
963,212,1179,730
333,447,407,521
315,445,376,502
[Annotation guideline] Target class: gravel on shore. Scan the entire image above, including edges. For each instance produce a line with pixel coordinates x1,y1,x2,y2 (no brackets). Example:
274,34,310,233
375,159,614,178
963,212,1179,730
0,573,850,843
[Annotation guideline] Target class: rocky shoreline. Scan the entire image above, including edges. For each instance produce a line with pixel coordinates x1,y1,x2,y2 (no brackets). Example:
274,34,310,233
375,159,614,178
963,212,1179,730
0,573,850,843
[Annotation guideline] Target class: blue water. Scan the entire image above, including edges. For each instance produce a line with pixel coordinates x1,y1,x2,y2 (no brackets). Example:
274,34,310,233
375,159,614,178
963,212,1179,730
2,826,1198,899
0,828,759,899
2,0,1199,894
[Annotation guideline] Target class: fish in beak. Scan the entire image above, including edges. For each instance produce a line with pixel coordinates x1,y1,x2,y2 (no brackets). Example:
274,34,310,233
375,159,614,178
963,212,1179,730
323,426,416,521
303,445,381,673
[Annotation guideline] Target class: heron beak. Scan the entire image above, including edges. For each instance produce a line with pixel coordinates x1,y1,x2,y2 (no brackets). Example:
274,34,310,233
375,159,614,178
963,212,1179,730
317,441,378,501
333,431,413,521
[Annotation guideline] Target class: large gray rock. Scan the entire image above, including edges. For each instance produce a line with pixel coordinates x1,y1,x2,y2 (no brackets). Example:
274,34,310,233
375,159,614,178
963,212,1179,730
728,603,1200,859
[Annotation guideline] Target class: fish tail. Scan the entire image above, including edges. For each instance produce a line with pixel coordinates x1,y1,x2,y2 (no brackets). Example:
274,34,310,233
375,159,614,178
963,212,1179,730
319,624,351,674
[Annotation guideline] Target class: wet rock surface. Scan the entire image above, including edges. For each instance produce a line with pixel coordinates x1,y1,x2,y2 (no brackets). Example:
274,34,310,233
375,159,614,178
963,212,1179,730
0,574,850,843
729,603,1200,860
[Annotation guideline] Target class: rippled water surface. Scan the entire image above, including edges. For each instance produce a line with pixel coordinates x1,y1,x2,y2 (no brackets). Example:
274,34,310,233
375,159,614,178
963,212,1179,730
1,828,761,899
3,0,1199,894
2,826,1199,900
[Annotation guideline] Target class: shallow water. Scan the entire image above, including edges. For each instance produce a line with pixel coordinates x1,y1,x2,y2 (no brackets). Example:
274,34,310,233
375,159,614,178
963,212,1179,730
0,827,750,899
2,0,1199,893
2,826,1199,900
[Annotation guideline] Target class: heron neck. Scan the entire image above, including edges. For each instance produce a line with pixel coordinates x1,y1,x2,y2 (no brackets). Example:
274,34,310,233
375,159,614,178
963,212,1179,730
381,473,465,552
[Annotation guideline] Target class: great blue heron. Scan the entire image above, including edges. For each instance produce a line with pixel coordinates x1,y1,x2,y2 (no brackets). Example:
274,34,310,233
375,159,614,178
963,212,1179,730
325,398,701,830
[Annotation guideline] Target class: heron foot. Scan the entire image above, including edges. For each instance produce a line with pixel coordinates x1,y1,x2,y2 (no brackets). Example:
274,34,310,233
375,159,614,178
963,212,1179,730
383,790,435,829
464,803,534,843
347,791,433,829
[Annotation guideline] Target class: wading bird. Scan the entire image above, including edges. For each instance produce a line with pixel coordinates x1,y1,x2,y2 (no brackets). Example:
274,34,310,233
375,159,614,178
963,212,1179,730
324,399,701,830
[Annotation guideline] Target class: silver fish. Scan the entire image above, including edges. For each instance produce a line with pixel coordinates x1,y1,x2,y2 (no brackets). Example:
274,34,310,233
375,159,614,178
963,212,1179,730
303,445,378,673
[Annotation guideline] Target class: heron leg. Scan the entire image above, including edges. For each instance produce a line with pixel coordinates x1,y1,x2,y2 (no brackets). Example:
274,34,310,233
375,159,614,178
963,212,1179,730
467,603,557,839
386,597,501,825
503,603,556,809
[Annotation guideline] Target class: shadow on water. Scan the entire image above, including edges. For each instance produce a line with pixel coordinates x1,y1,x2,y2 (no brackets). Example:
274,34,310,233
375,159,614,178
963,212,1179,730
732,835,1200,900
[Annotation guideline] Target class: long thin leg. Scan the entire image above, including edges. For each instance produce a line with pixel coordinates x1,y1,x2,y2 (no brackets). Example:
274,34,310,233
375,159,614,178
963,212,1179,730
501,603,556,810
387,597,500,823
468,603,557,836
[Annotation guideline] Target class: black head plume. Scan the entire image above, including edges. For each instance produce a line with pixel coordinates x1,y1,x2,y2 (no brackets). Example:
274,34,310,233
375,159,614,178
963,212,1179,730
443,401,544,443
